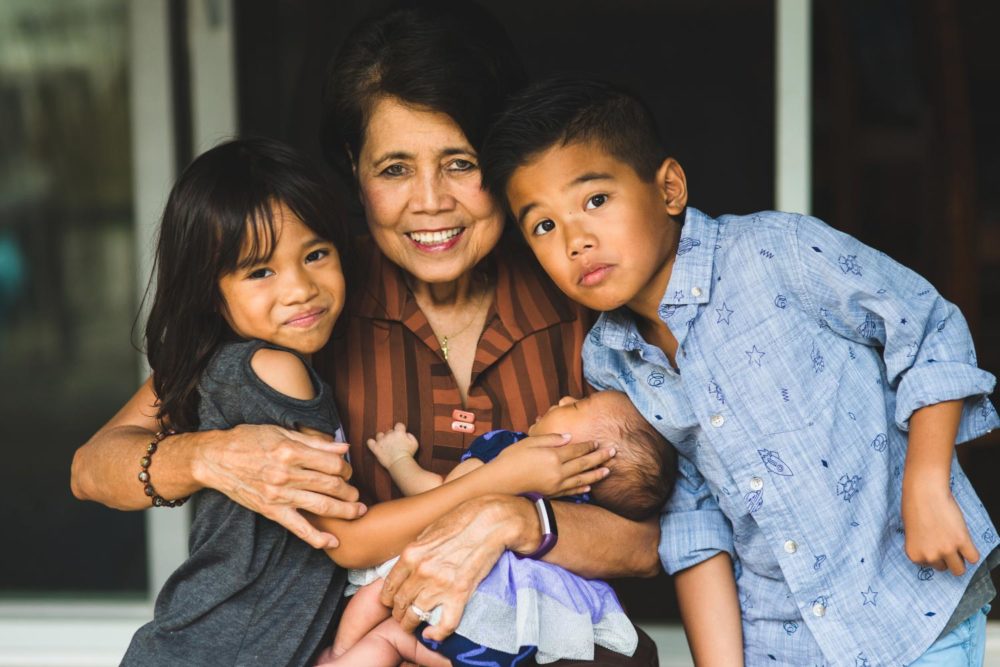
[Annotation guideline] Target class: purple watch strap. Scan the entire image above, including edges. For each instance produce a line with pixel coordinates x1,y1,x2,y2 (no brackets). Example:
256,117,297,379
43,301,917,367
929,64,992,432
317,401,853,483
515,492,558,560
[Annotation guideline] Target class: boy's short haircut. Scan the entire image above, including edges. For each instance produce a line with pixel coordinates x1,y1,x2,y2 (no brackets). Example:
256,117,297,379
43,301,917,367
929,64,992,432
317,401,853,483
481,78,668,210
587,392,676,521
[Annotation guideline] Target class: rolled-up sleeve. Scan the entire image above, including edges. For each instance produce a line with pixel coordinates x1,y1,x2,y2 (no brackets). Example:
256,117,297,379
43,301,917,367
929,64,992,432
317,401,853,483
658,455,735,574
790,214,999,437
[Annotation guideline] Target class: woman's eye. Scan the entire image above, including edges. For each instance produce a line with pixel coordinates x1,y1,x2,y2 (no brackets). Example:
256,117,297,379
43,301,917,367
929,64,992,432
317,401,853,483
247,267,273,280
381,163,407,177
585,194,608,210
447,158,476,172
305,248,329,263
532,219,556,237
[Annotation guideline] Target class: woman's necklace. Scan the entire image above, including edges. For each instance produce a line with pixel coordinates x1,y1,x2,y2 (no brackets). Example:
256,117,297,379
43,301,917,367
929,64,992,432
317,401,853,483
437,276,490,361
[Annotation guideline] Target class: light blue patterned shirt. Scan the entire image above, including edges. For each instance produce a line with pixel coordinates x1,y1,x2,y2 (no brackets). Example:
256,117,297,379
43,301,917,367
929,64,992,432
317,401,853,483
583,208,999,666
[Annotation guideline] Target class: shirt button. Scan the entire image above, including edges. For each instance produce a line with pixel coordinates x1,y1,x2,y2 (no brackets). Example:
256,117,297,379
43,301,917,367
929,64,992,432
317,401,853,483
812,603,826,618
691,286,703,297
783,540,798,554
749,476,764,491
710,414,725,428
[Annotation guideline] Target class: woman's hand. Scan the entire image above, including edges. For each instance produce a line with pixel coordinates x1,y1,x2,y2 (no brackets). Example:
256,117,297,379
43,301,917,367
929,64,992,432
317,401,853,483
380,494,532,642
194,424,367,548
488,434,613,497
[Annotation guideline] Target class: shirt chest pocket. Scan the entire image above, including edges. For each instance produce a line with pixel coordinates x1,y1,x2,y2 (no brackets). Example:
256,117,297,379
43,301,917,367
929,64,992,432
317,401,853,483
712,315,842,436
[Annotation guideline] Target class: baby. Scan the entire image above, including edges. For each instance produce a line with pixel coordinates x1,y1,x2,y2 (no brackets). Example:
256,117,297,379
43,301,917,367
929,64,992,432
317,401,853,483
318,390,675,666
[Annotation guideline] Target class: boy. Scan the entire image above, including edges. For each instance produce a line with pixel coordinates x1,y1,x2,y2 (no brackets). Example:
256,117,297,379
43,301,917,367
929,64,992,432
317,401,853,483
481,78,1000,665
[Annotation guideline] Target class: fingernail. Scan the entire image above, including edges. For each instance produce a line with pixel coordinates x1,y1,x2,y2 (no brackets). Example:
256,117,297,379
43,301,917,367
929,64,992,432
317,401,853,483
357,504,368,516
601,467,611,476
608,447,617,457
582,486,591,492
561,433,572,441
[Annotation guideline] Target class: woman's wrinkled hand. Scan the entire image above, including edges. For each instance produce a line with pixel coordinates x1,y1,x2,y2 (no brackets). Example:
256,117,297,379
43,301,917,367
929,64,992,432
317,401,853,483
380,494,529,642
489,433,614,497
194,424,367,548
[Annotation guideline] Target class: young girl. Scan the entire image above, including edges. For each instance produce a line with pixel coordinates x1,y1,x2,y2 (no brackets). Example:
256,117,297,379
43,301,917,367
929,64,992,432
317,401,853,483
120,138,610,666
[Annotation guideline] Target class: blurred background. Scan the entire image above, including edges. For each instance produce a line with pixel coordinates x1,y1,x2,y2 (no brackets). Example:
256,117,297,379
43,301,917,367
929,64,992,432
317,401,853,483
0,0,997,664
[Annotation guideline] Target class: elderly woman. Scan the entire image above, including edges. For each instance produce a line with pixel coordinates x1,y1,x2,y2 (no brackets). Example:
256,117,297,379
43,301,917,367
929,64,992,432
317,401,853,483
70,3,660,665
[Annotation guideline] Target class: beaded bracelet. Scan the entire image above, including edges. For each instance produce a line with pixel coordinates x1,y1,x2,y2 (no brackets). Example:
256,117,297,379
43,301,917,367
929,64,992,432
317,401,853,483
138,429,189,508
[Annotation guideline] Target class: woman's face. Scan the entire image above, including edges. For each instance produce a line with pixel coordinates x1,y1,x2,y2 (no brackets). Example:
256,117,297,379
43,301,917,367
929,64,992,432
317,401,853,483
355,96,504,285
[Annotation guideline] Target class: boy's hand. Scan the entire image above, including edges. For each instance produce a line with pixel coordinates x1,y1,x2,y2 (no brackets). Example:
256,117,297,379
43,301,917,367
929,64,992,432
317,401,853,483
367,423,419,470
902,480,980,576
489,433,613,497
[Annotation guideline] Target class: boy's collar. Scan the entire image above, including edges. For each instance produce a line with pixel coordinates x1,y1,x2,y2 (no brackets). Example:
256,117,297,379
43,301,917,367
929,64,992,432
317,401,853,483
593,207,718,351
659,207,718,308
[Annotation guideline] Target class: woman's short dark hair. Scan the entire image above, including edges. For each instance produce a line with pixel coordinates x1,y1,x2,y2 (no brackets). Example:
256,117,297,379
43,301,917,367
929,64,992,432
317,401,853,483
320,0,526,180
144,137,348,432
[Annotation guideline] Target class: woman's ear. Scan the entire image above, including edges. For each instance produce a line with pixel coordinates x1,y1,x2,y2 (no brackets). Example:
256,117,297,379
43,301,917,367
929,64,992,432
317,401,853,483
656,158,688,217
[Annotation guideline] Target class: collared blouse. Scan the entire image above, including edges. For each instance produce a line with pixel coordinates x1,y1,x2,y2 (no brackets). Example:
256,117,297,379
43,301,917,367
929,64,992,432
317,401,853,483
319,238,592,504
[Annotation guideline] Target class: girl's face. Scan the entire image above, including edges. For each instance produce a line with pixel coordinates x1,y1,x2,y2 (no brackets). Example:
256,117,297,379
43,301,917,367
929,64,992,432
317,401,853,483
354,96,504,285
217,202,345,355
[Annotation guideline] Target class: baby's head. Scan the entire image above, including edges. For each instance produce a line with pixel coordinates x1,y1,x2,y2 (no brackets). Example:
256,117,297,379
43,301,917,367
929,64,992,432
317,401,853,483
481,78,689,313
528,391,676,520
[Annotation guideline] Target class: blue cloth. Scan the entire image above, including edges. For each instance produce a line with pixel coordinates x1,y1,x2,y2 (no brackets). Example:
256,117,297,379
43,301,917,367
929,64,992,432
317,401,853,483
461,430,528,464
583,208,1000,666
907,605,989,666
418,623,536,667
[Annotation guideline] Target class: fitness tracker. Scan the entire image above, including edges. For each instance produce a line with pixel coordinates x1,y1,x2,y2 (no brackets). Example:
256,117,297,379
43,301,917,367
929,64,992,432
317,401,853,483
515,492,558,560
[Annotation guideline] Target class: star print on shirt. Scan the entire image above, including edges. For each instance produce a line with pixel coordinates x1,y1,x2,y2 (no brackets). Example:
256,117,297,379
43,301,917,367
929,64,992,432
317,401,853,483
861,586,878,607
673,290,684,303
715,302,734,324
746,345,765,367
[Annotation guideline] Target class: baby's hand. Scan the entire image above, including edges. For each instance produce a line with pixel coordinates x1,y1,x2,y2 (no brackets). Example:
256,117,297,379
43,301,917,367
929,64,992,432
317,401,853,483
367,423,419,470
902,481,980,576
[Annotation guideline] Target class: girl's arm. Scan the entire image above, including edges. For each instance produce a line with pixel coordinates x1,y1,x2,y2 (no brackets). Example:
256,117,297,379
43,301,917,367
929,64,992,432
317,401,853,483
315,435,613,568
70,377,365,549
675,552,744,666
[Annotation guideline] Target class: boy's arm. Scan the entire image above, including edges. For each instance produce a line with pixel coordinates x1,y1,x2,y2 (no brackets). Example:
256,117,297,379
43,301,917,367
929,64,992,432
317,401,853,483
675,552,744,667
902,400,980,575
366,423,444,496
791,214,997,438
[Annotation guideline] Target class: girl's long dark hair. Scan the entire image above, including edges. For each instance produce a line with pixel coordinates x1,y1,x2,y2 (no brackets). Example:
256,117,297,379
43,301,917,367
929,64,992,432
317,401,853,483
144,138,348,432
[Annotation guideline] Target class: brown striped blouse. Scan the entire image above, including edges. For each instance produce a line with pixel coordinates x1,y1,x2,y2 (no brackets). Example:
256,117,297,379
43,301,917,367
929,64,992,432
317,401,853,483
318,238,592,505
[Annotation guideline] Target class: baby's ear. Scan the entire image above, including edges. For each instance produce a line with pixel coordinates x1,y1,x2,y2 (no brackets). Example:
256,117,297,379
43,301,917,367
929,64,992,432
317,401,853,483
657,158,688,217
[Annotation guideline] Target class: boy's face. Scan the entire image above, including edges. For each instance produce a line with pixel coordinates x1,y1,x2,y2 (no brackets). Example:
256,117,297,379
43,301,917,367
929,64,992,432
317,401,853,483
506,140,686,313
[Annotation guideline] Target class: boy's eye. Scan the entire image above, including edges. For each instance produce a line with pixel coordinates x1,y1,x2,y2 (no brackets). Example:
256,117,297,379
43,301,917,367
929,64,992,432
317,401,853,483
532,219,556,237
247,267,273,280
585,194,608,210
305,248,329,263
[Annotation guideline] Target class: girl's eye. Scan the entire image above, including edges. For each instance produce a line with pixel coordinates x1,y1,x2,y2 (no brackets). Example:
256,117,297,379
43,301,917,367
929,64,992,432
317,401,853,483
247,267,273,280
381,163,407,177
305,248,329,263
585,194,608,210
447,158,477,173
532,219,556,237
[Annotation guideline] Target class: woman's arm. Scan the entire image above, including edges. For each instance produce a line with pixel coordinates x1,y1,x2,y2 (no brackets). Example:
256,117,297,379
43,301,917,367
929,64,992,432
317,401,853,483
70,377,365,548
315,436,613,568
380,493,660,640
